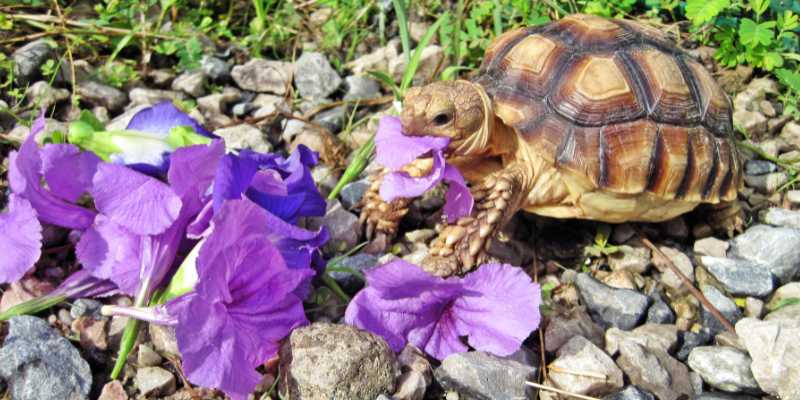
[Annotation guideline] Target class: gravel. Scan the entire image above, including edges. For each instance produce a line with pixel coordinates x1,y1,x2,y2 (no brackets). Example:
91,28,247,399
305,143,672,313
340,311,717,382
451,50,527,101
575,273,651,330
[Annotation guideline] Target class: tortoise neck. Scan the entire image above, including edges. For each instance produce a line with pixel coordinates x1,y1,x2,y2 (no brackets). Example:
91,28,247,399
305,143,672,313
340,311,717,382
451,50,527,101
452,81,493,157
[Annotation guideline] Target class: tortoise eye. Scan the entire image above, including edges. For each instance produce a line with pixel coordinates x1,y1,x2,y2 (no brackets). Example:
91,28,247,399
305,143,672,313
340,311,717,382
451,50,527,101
432,113,452,126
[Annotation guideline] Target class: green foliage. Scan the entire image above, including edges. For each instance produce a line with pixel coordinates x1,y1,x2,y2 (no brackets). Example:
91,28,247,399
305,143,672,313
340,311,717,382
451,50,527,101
583,224,620,258
686,0,731,25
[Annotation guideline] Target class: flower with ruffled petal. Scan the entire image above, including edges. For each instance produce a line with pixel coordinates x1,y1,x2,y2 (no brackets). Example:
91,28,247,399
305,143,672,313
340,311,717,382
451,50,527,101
103,199,312,400
0,196,42,284
345,260,541,360
375,116,473,222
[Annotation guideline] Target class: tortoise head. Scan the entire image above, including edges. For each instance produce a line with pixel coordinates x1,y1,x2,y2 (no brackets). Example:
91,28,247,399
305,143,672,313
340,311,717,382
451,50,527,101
401,80,492,156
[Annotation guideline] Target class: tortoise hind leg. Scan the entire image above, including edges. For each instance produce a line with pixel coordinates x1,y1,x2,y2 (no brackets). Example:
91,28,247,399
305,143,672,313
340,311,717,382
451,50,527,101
698,200,746,238
423,163,529,277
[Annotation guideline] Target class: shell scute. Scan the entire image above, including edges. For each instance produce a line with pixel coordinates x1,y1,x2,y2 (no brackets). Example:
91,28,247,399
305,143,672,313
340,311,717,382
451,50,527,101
600,120,658,193
550,53,644,125
549,14,636,48
629,48,702,124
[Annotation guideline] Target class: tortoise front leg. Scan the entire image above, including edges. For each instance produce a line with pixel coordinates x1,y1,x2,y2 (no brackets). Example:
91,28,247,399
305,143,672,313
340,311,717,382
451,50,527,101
423,164,528,277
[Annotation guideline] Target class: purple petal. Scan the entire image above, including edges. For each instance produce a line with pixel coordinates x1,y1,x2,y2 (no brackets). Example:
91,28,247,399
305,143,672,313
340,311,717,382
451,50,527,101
442,164,474,223
375,116,450,170
168,140,225,202
186,200,214,239
40,144,101,203
54,269,118,299
0,196,42,283
76,215,142,295
212,153,259,212
91,163,182,235
379,151,446,202
126,101,214,138
454,263,541,356
9,135,96,229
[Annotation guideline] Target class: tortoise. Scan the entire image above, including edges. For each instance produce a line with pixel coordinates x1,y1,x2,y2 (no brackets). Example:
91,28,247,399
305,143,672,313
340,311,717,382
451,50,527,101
360,14,743,277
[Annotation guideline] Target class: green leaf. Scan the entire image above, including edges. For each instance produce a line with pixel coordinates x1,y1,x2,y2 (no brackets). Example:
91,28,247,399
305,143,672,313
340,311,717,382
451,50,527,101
739,18,775,47
686,0,730,25
166,125,212,148
763,52,784,70
392,0,410,61
400,13,448,94
776,68,800,92
79,109,105,131
749,0,769,16
367,70,400,100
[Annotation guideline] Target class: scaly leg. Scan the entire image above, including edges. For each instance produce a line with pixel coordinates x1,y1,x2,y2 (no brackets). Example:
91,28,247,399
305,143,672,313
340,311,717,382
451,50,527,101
703,200,746,237
423,163,528,277
358,168,411,244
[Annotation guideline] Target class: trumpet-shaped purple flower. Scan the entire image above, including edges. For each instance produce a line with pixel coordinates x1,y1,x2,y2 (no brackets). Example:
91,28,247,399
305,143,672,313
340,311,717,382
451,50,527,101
376,116,473,222
345,260,541,360
104,199,312,400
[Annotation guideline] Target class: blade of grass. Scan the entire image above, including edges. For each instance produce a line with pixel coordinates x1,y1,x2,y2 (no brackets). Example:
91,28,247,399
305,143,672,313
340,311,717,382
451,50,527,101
399,12,448,95
328,133,375,200
392,0,410,61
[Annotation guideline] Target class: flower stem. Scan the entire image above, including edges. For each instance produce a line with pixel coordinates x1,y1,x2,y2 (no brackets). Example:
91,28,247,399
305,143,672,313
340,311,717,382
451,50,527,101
321,273,351,303
110,280,151,379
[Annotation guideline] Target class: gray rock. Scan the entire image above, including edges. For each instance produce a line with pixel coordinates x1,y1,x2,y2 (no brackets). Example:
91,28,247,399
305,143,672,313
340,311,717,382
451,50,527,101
295,52,342,100
251,94,289,118
279,323,399,399
605,324,678,356
13,39,53,85
147,68,174,87
694,394,760,400
394,345,432,400
231,59,293,94
694,237,729,258
744,171,787,193
735,317,800,399
97,380,127,400
646,293,676,324
435,349,538,400
76,80,128,112
128,87,185,105
148,324,180,357
603,386,656,400
652,245,694,292
344,75,381,101
765,281,800,310
213,124,272,153
733,110,767,138
760,207,800,229
231,102,255,117
201,55,230,80
607,245,651,274
575,273,651,330
744,297,765,318
786,190,800,205
548,336,624,396
26,81,69,108
700,285,742,335
676,330,711,361
311,165,339,197
0,316,91,400
171,70,206,97
616,340,692,400
329,253,378,291
687,346,759,393
744,159,777,175
137,343,163,367
544,307,605,353
700,256,775,298
135,366,176,397
728,224,800,283
313,105,346,133
70,298,103,320
281,119,311,143
781,121,800,148
764,302,800,321
340,178,370,210
309,200,361,255
196,87,241,116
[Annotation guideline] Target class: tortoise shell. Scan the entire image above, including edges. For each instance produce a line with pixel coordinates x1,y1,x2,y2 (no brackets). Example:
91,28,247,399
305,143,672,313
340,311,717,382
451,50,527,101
474,14,741,203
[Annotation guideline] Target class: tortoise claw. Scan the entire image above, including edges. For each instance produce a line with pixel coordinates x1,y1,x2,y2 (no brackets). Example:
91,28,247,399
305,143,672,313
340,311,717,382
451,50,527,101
357,172,410,250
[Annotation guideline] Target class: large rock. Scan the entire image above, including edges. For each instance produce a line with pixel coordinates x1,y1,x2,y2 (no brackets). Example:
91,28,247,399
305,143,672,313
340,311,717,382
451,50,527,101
213,124,272,153
760,207,800,229
344,75,381,101
616,340,692,400
575,273,651,330
128,87,185,105
0,316,92,400
607,245,651,274
135,366,176,397
687,346,759,393
171,70,206,97
765,282,800,310
728,224,800,284
735,317,800,399
294,52,342,100
700,256,775,298
435,349,538,400
279,323,399,399
231,59,293,94
76,80,128,112
13,39,53,84
548,336,624,397
308,200,361,255
604,324,678,357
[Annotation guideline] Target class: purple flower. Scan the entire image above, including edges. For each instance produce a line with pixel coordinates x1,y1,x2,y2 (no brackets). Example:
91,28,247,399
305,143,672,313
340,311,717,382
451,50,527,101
375,116,473,222
0,196,42,283
345,260,541,360
104,199,312,400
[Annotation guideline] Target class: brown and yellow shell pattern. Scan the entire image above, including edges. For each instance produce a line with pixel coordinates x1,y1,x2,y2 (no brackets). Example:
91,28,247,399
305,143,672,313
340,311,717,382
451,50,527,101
475,14,741,204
